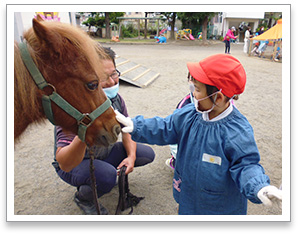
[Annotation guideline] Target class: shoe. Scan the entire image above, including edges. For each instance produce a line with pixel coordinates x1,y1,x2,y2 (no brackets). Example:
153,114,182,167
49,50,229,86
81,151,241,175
74,191,108,215
165,157,175,170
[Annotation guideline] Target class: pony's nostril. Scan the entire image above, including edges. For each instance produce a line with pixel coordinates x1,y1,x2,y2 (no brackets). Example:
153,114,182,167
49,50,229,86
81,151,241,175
113,124,121,136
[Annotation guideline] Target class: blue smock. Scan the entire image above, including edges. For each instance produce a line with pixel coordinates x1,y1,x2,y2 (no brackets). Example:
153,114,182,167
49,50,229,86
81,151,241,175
130,103,270,215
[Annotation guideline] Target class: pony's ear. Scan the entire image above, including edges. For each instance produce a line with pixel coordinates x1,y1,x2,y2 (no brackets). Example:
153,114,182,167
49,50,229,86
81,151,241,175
32,18,62,54
36,14,44,22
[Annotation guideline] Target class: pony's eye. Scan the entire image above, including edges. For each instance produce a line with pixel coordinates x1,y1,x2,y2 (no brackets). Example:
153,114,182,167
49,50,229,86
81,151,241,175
86,80,99,91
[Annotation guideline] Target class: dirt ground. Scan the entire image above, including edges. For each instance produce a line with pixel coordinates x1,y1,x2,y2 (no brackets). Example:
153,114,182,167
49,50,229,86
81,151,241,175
13,40,283,217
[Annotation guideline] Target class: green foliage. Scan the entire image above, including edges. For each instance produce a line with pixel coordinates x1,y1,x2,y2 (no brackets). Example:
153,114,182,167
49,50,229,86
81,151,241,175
82,13,103,27
256,22,268,33
109,12,125,24
177,12,217,36
121,24,138,38
81,12,125,28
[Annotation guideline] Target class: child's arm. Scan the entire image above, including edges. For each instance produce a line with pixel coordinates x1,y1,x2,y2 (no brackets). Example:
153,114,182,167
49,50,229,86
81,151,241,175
115,110,178,145
227,126,282,207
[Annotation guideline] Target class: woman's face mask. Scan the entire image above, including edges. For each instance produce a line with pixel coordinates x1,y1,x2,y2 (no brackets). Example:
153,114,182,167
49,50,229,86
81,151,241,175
103,83,119,99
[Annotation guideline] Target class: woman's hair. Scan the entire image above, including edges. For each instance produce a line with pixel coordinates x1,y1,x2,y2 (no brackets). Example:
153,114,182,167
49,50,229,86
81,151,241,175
99,45,116,67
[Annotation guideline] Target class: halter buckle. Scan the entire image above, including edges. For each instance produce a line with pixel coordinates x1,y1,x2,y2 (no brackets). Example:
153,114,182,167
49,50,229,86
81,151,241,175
43,83,56,96
78,113,93,127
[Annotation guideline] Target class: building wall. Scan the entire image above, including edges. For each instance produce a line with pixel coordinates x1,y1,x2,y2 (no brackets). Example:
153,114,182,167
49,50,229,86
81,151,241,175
224,12,264,19
14,12,76,42
124,12,144,18
209,12,264,41
222,12,264,36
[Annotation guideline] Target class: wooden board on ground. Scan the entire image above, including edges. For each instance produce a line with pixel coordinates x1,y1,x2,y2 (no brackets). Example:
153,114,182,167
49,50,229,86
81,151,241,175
116,57,160,88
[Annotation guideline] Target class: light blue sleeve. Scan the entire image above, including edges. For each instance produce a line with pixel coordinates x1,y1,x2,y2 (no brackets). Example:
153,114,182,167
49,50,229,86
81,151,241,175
130,114,179,145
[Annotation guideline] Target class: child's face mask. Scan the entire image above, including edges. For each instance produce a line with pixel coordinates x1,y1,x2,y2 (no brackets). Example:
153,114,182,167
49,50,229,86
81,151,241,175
193,90,220,114
189,82,195,93
103,83,119,99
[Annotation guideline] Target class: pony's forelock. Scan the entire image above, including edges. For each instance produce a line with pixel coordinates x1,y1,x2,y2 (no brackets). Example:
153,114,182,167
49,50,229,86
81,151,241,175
24,21,110,80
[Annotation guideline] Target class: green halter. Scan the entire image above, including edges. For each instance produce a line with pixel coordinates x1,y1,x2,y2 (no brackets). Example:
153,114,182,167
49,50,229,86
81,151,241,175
19,42,112,142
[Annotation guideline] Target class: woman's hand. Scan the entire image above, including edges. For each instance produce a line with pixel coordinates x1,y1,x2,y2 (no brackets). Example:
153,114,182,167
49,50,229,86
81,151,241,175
117,156,135,175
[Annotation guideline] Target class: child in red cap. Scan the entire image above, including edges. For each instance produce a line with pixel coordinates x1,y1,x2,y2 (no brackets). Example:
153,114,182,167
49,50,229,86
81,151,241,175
116,54,282,215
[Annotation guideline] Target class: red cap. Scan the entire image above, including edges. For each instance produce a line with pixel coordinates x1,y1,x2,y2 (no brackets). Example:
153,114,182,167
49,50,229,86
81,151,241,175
187,54,246,98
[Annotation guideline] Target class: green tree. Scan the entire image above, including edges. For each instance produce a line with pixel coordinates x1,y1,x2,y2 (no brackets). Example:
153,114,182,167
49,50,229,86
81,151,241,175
144,12,155,39
160,12,177,41
105,12,110,39
177,12,217,44
81,12,104,32
81,12,125,37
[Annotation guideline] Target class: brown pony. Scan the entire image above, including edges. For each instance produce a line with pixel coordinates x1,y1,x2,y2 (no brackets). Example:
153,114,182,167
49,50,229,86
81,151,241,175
14,17,120,146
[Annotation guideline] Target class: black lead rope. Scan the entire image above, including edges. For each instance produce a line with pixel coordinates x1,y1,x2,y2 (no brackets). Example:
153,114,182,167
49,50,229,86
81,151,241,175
88,146,143,215
88,147,101,215
115,166,144,215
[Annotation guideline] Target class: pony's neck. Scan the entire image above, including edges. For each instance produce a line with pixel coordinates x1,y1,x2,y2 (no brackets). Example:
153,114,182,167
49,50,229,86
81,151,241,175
14,42,46,140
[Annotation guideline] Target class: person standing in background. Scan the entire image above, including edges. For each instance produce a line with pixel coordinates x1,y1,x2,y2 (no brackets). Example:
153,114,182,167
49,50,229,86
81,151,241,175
224,26,238,54
243,26,252,53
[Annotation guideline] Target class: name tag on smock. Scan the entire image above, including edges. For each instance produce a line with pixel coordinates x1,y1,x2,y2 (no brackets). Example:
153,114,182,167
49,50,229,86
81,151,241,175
202,153,222,166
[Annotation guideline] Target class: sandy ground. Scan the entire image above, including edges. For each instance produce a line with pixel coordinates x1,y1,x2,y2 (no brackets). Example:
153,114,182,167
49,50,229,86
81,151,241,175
13,40,283,216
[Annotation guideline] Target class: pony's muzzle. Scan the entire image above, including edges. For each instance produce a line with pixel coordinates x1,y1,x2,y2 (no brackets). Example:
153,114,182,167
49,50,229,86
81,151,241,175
96,124,121,147
113,124,121,137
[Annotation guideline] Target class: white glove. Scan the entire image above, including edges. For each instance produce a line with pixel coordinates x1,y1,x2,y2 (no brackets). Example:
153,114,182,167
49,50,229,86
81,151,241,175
257,185,282,207
115,110,134,133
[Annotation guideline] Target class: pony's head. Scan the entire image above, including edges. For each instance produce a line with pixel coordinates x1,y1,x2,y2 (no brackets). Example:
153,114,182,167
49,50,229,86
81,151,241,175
20,17,121,146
